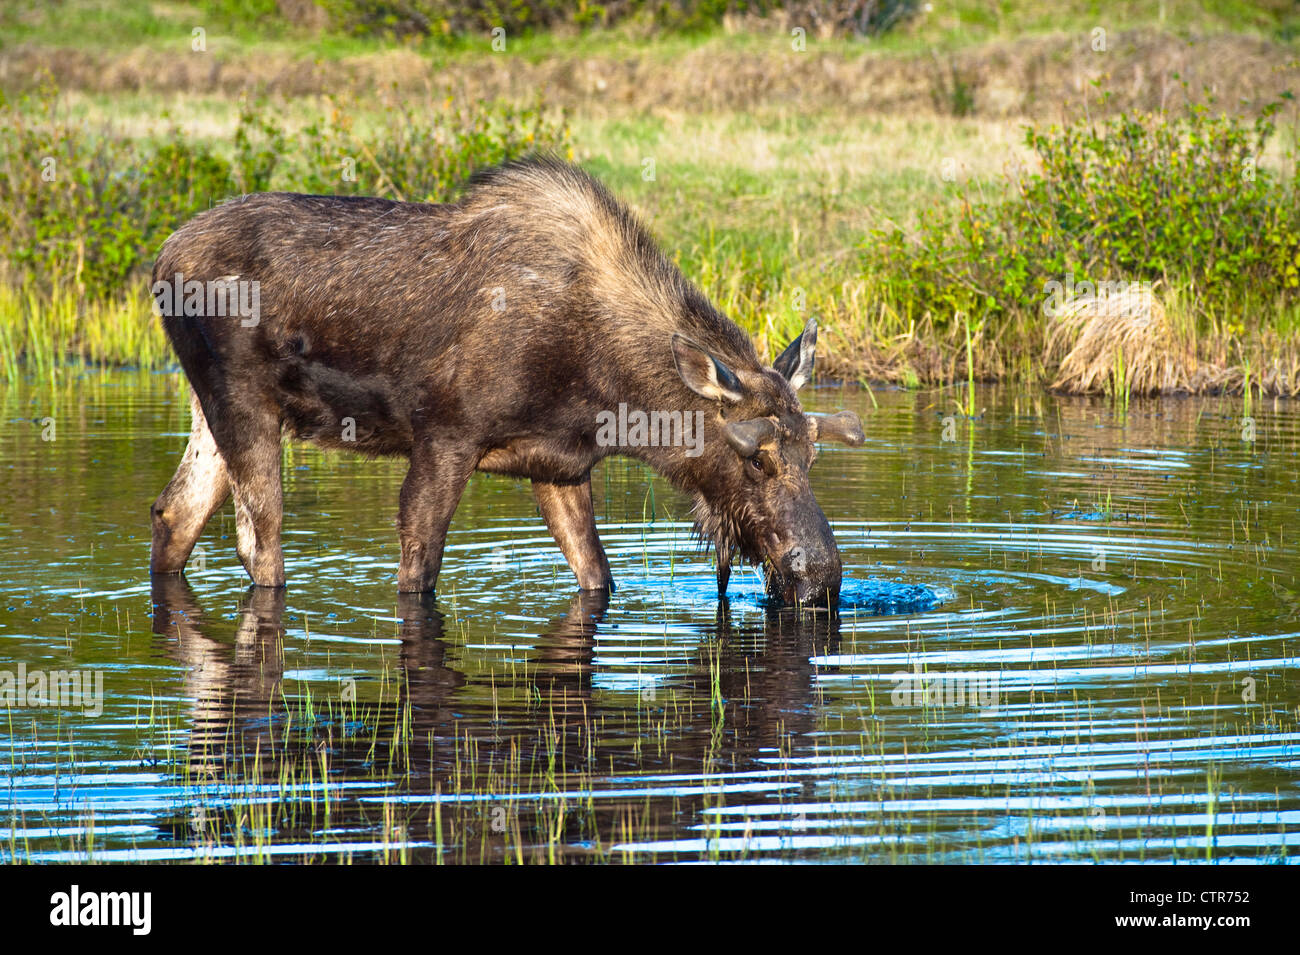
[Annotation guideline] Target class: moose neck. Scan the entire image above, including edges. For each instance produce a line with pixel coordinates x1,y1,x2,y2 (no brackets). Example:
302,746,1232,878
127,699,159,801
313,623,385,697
588,301,760,495
616,405,731,499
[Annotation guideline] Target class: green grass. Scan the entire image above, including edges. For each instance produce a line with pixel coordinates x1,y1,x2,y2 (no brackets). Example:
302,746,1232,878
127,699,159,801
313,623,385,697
0,285,169,385
3,1,1299,391
0,82,1022,379
4,0,1298,59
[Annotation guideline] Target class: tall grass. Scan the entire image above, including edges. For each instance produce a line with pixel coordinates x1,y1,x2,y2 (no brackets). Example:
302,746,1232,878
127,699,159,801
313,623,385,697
0,83,568,377
0,285,170,384
3,74,1299,395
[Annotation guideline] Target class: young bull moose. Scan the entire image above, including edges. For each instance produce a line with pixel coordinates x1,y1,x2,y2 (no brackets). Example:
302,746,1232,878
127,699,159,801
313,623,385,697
149,157,864,605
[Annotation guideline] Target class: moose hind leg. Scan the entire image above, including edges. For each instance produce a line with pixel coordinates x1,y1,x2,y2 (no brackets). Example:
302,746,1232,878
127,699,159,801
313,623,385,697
187,391,286,589
226,425,286,589
533,477,613,591
151,392,231,574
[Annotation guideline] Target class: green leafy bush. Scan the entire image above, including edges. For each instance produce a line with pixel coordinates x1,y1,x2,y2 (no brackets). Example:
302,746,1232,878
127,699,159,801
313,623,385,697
292,94,571,202
0,84,569,301
0,85,236,296
197,0,284,24
316,0,919,39
865,96,1300,336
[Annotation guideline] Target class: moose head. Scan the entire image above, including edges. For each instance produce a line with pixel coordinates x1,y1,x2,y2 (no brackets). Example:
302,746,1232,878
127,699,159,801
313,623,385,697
671,317,864,606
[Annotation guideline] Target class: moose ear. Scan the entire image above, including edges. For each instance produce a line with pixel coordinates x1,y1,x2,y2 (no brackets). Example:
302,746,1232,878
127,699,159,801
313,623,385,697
773,317,817,391
672,335,745,403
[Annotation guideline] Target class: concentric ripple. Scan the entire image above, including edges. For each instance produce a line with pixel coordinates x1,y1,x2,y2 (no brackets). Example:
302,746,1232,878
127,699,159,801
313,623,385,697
0,373,1296,862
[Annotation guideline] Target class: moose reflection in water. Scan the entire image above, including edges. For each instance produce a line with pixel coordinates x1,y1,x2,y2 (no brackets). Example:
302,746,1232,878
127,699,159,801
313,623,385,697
149,578,841,861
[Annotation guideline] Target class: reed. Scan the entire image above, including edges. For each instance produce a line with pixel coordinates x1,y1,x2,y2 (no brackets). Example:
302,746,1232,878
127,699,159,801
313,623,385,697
0,284,169,384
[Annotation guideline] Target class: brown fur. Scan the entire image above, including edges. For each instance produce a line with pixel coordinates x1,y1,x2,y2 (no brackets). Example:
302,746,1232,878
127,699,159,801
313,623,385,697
149,157,855,603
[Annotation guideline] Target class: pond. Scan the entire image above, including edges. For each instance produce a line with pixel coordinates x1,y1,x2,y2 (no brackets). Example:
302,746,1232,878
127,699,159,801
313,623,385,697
1,372,1296,863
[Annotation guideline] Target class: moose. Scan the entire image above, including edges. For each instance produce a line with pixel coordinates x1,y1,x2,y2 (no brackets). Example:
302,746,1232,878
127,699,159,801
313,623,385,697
149,157,864,605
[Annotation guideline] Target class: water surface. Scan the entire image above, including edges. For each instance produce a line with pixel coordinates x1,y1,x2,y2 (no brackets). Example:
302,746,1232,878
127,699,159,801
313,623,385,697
1,373,1296,862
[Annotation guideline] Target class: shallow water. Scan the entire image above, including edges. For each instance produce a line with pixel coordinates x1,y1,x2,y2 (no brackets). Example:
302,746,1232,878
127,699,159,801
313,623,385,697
0,372,1296,863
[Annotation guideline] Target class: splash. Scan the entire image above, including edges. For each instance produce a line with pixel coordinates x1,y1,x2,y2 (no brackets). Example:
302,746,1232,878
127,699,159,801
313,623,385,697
836,577,946,615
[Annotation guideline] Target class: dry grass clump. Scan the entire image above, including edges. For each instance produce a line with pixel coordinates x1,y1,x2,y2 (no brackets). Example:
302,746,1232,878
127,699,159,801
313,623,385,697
1044,286,1209,395
1044,287,1300,397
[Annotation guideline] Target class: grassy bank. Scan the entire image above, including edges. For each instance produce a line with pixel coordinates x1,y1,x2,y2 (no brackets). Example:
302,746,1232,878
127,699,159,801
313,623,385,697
2,1,1299,393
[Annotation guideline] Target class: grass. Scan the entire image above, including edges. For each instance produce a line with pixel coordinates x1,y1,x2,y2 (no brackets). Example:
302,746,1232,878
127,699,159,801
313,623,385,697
0,87,1029,383
1,1,1299,392
0,285,168,384
4,0,1299,58
1045,287,1199,396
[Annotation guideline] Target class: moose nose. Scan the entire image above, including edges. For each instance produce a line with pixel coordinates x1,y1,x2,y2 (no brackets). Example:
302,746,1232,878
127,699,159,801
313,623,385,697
775,542,842,607
763,497,843,607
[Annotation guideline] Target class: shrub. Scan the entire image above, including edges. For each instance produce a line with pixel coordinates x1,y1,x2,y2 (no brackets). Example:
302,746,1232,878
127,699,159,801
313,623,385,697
0,82,570,369
864,96,1300,340
292,93,570,202
0,84,569,302
316,0,919,39
0,85,236,297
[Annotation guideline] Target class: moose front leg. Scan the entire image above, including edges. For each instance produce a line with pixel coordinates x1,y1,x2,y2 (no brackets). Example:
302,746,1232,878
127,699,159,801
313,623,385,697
533,476,613,591
397,445,477,593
